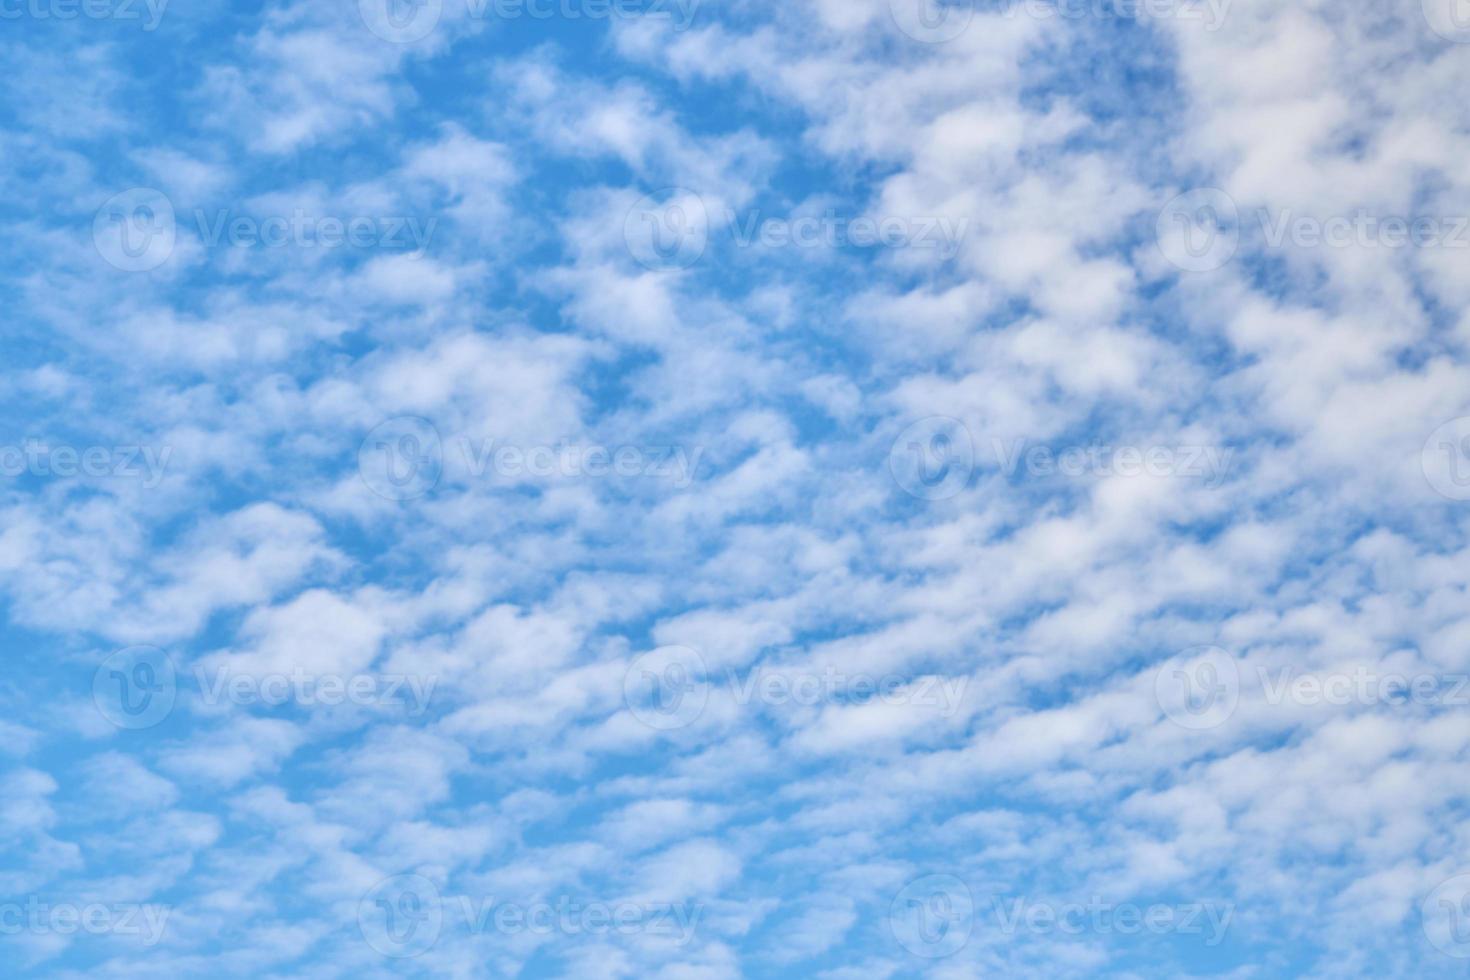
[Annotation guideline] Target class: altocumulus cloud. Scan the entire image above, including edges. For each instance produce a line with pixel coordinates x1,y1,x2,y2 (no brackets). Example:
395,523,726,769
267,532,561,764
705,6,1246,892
2,0,1470,977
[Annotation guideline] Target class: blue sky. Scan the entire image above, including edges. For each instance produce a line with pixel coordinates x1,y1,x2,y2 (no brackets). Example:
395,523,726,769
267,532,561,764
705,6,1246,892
4,0,1470,976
